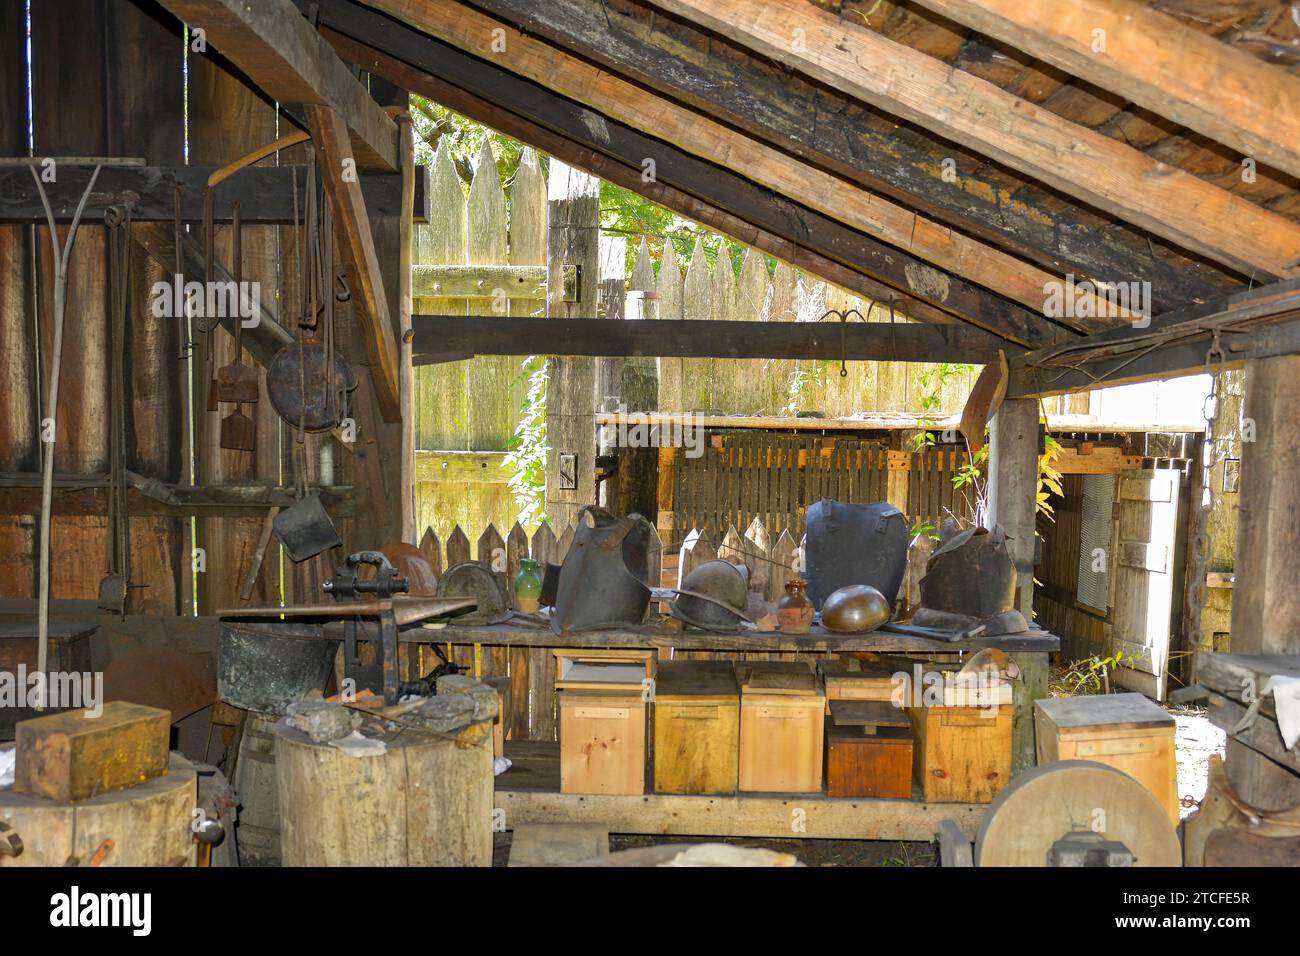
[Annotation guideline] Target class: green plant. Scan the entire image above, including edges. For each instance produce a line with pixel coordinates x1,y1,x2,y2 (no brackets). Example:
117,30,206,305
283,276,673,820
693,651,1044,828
1051,650,1133,696
1038,432,1064,521
503,356,548,528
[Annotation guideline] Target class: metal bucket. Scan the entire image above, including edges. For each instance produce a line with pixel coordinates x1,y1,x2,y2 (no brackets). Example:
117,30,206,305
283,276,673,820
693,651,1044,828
218,620,338,716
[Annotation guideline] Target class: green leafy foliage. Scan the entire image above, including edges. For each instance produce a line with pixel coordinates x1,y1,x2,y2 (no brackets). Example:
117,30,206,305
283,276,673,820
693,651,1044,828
503,356,548,529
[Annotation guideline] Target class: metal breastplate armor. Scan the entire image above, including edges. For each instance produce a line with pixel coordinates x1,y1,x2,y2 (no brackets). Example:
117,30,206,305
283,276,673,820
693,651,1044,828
804,499,908,610
551,506,653,634
913,525,1028,636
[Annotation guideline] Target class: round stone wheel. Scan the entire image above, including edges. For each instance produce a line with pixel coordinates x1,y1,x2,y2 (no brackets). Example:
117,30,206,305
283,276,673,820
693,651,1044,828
975,760,1182,867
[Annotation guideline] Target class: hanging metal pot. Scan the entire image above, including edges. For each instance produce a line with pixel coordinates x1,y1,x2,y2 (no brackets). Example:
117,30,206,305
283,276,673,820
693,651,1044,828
266,340,356,432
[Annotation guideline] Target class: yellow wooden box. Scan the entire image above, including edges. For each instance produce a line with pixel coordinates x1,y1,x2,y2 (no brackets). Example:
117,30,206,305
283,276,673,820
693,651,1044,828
1035,693,1178,826
909,703,1012,803
558,689,647,795
738,661,825,793
653,660,739,795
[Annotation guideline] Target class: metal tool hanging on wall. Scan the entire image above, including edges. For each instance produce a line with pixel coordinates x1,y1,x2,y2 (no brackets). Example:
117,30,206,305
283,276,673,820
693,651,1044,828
267,145,356,433
217,201,258,451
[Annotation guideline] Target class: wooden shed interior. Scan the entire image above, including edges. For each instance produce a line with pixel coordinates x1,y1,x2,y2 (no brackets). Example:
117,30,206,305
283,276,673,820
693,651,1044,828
1,0,1298,874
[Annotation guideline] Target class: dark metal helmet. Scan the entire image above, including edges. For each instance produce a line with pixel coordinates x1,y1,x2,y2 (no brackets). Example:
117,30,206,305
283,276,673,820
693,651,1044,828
670,560,751,631
436,562,512,625
820,584,891,633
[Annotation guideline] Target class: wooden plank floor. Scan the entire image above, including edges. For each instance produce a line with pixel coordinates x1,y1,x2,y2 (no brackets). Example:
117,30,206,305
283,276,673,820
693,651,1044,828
495,741,986,842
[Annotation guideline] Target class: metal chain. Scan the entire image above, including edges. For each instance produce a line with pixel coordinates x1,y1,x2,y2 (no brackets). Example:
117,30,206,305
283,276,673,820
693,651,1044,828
1185,355,1219,668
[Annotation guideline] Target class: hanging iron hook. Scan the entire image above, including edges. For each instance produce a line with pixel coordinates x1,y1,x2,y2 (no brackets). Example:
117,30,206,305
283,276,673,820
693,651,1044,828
820,308,868,377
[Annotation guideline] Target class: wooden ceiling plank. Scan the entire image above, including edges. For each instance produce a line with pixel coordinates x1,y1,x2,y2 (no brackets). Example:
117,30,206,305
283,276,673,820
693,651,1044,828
458,0,1238,308
314,4,1063,346
305,103,403,421
157,0,399,171
650,0,1300,280
908,0,1300,182
372,0,1118,326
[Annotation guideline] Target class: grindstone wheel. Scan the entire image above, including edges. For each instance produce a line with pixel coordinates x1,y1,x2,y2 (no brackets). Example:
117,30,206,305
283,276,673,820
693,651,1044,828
975,760,1182,867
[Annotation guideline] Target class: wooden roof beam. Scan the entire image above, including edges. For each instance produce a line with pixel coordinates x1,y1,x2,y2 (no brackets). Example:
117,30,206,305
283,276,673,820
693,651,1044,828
158,0,399,171
651,0,1300,281
1009,279,1300,397
455,0,1231,308
313,3,1063,347
412,315,1012,364
909,0,1300,183
363,0,1119,331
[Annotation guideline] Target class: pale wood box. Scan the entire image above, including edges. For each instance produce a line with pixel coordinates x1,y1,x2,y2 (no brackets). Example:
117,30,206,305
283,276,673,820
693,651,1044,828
558,689,647,795
1035,692,1178,826
909,703,1012,803
738,661,825,793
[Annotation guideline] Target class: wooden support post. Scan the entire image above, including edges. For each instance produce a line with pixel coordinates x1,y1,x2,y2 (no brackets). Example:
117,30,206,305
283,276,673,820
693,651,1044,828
544,161,600,529
1231,354,1300,656
988,399,1038,617
305,103,403,423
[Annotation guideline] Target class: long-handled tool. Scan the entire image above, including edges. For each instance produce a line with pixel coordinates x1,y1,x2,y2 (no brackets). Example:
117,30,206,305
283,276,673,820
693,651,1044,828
218,201,257,450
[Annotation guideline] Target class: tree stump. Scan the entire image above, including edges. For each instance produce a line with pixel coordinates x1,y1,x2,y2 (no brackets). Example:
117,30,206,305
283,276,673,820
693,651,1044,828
0,752,196,867
274,719,493,866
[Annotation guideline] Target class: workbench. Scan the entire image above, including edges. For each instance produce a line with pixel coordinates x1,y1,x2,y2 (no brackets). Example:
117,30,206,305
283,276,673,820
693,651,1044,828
427,620,1057,842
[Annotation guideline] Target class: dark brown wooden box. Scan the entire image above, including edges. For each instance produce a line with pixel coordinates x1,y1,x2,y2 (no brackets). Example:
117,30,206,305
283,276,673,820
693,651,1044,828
824,717,913,799
0,621,96,741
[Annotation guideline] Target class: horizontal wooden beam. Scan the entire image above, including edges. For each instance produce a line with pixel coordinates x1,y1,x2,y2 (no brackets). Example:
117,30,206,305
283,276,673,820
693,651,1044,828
1053,447,1143,474
158,0,399,171
1010,279,1300,397
414,449,511,482
0,473,355,518
652,0,1300,281
910,0,1300,183
455,0,1234,309
0,163,429,223
411,315,1011,363
371,0,1110,327
412,263,546,299
312,2,1060,347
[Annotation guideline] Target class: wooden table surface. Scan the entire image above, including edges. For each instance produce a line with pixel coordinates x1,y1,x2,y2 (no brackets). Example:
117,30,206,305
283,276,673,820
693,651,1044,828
410,618,1059,654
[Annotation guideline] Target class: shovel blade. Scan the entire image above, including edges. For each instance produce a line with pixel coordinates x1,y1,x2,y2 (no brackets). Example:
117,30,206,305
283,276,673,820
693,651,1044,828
220,409,257,451
217,364,260,405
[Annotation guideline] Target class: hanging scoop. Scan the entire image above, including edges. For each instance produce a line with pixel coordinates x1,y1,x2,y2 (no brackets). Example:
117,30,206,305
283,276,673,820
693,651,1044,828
219,201,258,451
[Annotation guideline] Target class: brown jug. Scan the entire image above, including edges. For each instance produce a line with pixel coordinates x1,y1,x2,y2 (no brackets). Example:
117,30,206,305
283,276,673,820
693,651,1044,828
777,579,814,634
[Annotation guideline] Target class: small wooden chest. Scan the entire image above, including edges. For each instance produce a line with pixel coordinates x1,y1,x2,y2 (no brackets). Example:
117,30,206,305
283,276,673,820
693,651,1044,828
1035,692,1178,825
558,689,647,795
738,661,825,793
824,700,913,798
554,649,655,691
818,660,900,706
653,660,739,795
909,703,1012,803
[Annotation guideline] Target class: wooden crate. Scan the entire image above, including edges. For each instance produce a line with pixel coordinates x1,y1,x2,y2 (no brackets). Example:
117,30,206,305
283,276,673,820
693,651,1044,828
0,622,96,741
825,720,914,799
14,701,171,803
739,661,825,793
558,689,647,795
654,660,739,795
909,703,1012,803
1035,693,1178,825
554,649,655,691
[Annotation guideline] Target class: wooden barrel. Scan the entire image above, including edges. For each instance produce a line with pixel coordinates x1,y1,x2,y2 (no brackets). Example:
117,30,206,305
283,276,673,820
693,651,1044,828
0,753,196,867
274,719,493,866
